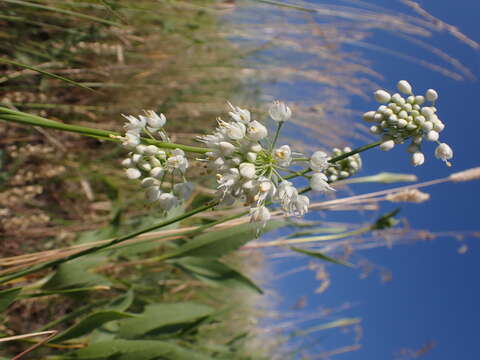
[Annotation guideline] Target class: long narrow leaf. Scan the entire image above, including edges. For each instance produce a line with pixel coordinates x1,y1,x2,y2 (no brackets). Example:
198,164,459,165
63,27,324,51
290,247,353,267
0,58,98,92
3,0,120,27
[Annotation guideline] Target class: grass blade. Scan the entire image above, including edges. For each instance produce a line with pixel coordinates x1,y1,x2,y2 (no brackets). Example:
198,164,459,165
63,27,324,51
0,58,98,93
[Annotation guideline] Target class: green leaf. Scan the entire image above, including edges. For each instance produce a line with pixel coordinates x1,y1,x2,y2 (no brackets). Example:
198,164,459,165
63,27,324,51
52,311,135,343
0,58,98,93
372,208,401,230
290,247,353,267
292,318,361,337
117,302,213,339
287,227,347,238
70,340,211,360
106,289,134,312
0,287,21,312
43,258,111,290
160,220,284,260
173,257,263,294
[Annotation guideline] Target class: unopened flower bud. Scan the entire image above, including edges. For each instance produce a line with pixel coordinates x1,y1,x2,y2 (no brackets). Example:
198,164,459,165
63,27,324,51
144,145,159,156
426,130,439,142
126,167,141,179
380,140,395,151
146,186,161,202
425,89,438,102
397,80,412,95
374,90,391,103
363,111,376,122
411,151,425,166
239,162,256,179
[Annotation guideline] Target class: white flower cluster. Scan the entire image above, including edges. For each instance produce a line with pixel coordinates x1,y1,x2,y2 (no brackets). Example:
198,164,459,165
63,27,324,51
364,80,453,166
320,147,362,182
119,111,193,211
199,101,331,226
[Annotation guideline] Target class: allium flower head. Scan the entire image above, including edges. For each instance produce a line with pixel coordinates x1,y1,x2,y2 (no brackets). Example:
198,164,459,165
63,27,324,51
119,111,192,212
199,101,320,227
364,80,453,166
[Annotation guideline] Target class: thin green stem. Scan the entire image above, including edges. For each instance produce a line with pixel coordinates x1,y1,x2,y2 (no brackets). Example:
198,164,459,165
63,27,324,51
270,121,284,151
250,225,371,248
0,201,218,284
0,107,209,154
329,140,382,163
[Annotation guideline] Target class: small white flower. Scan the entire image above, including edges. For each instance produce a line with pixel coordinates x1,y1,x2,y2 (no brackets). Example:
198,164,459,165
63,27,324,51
425,89,438,102
426,130,439,142
150,167,164,178
310,151,329,171
435,143,453,163
228,103,251,123
144,145,159,156
374,90,391,103
269,100,292,122
310,172,334,192
246,152,257,163
122,114,146,133
125,167,141,179
411,151,425,166
250,143,262,153
219,141,235,155
362,111,376,122
277,181,298,211
288,195,310,217
247,120,268,141
225,121,246,140
122,132,140,149
141,177,158,188
143,111,166,129
249,206,271,225
167,149,188,173
380,140,395,151
397,80,412,95
158,193,178,211
239,162,256,179
146,186,161,202
121,158,134,167
173,182,194,200
274,145,292,167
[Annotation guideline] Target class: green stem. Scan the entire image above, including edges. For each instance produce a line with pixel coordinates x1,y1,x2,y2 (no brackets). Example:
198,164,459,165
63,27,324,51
284,140,383,181
0,201,218,285
0,107,209,154
270,121,284,151
251,225,371,248
329,140,382,163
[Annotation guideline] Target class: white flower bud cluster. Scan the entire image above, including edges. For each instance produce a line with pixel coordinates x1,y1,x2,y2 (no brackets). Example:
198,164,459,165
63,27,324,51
120,111,192,212
364,80,453,166
199,101,323,227
322,147,362,182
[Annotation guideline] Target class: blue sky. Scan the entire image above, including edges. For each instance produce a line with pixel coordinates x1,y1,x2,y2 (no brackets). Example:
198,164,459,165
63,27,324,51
262,1,480,359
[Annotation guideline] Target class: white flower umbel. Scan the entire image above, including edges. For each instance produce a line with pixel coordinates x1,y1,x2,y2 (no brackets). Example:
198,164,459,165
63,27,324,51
119,111,192,212
363,80,453,166
199,101,315,226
